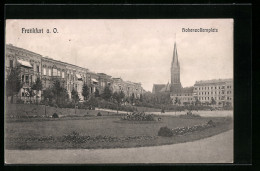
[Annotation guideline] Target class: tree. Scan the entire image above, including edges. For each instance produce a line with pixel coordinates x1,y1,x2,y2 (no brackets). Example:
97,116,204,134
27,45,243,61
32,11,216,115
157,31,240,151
119,91,125,102
71,88,80,103
139,94,143,102
81,83,89,101
52,79,62,104
211,97,216,106
102,85,112,101
88,96,98,109
174,97,178,115
195,98,201,106
130,93,135,104
6,67,23,103
51,79,69,106
95,88,100,97
71,88,79,114
112,92,124,114
42,88,54,103
31,77,43,103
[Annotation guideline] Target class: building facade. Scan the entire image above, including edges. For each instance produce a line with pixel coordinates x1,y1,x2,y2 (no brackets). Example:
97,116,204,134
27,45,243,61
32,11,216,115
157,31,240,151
5,44,144,103
112,78,144,99
5,44,42,102
193,79,233,106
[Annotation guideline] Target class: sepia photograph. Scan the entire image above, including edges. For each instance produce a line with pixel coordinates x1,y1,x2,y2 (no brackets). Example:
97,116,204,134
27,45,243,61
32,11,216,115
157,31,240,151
5,19,233,164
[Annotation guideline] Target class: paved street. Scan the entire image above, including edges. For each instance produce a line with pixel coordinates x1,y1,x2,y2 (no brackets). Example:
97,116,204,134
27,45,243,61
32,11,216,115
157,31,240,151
5,130,233,164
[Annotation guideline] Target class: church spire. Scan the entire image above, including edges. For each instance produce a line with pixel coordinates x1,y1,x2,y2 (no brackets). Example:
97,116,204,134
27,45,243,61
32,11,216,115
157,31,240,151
172,40,179,67
171,36,181,85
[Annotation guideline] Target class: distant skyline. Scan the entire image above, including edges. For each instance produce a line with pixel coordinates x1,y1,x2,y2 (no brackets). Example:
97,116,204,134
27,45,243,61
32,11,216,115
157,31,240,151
6,19,233,92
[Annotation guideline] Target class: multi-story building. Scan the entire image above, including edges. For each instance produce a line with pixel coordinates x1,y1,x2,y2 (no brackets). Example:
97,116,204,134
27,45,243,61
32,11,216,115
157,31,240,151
193,78,233,106
66,63,88,101
5,44,42,102
97,73,113,94
86,71,99,94
112,78,143,99
170,87,195,105
5,44,145,103
41,56,67,90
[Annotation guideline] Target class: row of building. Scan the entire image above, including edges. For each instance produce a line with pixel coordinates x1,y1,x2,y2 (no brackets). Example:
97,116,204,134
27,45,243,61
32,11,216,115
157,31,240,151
152,41,233,107
165,78,233,106
5,44,145,102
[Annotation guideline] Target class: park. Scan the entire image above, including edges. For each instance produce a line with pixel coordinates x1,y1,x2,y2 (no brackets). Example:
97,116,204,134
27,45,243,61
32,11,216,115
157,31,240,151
5,105,233,150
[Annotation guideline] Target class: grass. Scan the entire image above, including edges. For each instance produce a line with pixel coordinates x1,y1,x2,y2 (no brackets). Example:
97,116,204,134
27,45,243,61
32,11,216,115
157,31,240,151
5,115,233,150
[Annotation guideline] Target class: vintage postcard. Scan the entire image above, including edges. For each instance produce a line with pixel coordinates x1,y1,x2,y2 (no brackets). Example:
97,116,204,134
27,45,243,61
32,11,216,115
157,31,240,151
5,19,233,164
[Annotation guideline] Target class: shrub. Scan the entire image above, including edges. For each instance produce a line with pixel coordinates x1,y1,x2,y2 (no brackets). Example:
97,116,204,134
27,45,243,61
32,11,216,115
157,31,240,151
158,127,173,137
97,112,102,116
52,113,59,118
161,108,165,113
207,120,216,127
122,112,155,121
16,99,24,104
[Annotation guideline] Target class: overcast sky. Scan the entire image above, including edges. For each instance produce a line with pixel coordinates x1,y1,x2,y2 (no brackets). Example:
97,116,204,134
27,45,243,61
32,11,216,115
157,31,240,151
6,19,233,92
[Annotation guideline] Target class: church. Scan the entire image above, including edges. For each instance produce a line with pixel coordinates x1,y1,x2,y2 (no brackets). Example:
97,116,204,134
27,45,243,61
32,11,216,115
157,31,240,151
152,41,195,105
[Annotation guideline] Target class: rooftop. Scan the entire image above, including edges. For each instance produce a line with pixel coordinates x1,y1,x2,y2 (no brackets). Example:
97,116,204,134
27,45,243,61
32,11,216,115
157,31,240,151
195,78,233,85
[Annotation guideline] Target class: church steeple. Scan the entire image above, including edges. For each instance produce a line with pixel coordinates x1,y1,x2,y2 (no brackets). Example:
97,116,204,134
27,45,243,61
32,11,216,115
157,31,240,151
171,40,180,85
171,42,179,67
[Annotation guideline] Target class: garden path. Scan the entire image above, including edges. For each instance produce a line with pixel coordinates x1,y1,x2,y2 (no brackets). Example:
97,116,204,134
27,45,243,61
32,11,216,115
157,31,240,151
5,129,233,164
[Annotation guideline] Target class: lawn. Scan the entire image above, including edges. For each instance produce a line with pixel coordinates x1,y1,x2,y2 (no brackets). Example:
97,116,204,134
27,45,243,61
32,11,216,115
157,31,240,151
5,115,233,150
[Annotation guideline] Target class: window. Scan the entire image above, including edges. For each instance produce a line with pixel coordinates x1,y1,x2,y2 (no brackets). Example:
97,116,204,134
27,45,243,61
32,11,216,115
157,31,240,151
53,68,57,76
43,68,46,75
10,60,13,68
22,75,24,82
62,72,65,78
25,75,29,84
57,70,60,77
211,87,213,89
49,69,52,76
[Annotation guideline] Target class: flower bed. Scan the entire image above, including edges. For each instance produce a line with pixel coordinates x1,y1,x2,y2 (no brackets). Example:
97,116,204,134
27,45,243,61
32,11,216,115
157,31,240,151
121,112,155,121
158,120,216,137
